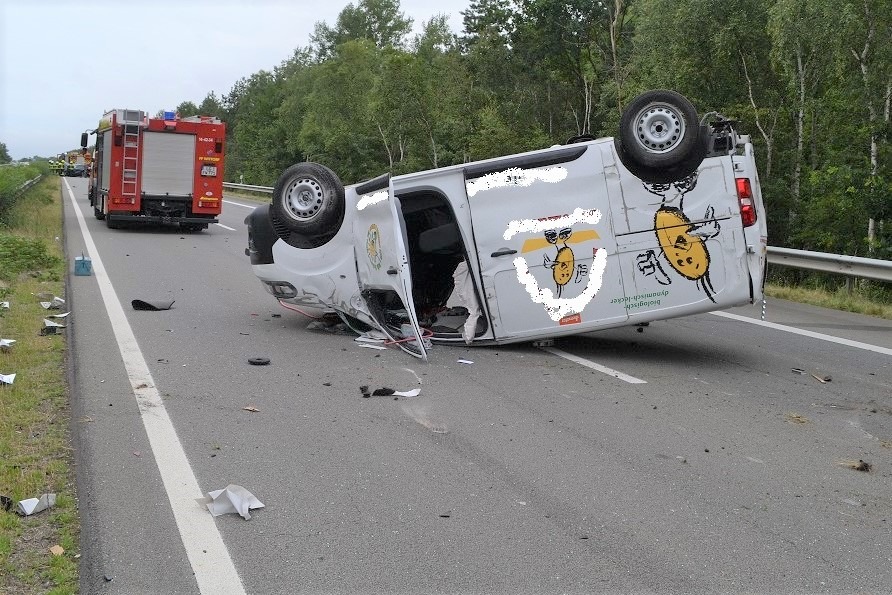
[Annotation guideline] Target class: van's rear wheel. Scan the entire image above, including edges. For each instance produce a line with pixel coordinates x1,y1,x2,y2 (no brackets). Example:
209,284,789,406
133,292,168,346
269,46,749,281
269,162,344,248
616,90,706,183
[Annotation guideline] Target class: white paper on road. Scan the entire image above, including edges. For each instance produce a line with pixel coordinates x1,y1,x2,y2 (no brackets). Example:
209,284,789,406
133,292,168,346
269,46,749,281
200,485,264,520
47,312,71,319
0,338,16,351
0,301,9,309
43,319,66,328
393,388,421,397
0,373,15,385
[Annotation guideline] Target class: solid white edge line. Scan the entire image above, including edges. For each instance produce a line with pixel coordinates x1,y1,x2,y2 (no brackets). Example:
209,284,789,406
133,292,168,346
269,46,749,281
64,180,246,595
710,311,892,356
541,346,647,384
215,223,236,231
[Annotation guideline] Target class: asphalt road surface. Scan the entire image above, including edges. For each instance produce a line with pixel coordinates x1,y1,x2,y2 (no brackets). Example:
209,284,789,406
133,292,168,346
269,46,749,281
61,178,892,594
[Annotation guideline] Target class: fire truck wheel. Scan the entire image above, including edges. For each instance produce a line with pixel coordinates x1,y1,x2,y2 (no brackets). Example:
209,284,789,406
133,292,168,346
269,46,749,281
270,162,345,245
616,90,706,178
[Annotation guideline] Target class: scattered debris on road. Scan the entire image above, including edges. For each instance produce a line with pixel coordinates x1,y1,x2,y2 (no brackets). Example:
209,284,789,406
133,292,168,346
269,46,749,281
247,357,270,366
199,485,264,520
243,406,260,413
791,368,832,383
784,413,809,424
360,385,421,398
50,545,65,556
837,459,872,473
131,299,175,311
1,373,16,385
1,338,17,352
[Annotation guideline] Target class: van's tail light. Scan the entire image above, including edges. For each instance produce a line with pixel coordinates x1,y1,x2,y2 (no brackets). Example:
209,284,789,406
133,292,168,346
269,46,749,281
736,178,757,227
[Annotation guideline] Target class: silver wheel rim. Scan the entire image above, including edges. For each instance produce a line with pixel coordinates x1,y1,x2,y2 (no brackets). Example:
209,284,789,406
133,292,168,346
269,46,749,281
283,177,324,221
633,103,685,154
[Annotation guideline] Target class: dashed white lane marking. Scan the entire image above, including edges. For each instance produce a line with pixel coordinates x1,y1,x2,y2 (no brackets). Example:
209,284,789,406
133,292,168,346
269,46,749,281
540,347,647,384
65,179,246,595
215,222,236,231
711,311,892,356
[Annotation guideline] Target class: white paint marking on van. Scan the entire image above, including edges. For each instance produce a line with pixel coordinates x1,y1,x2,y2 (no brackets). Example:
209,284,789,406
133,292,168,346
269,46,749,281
215,223,236,231
514,248,608,321
503,207,601,240
541,346,646,384
711,311,892,356
65,179,246,595
466,166,567,198
357,190,388,211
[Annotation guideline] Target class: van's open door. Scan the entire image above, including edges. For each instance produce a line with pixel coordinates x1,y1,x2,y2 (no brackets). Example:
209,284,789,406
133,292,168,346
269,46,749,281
353,179,428,359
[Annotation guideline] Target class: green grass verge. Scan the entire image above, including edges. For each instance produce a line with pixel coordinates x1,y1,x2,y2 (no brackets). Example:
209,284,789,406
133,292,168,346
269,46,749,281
0,176,78,595
765,283,892,320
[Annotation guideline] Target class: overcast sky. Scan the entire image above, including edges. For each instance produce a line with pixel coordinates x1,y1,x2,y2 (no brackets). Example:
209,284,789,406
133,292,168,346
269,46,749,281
0,0,470,160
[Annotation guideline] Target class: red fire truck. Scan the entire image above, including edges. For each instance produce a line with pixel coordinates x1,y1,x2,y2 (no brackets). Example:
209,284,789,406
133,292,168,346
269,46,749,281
83,109,226,231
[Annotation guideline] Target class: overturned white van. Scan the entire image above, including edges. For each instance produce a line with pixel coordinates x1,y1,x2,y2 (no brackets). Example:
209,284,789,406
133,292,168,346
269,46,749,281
245,90,768,359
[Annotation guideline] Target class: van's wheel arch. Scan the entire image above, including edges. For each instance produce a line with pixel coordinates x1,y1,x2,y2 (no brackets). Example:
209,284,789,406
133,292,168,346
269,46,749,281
615,90,707,183
269,162,345,248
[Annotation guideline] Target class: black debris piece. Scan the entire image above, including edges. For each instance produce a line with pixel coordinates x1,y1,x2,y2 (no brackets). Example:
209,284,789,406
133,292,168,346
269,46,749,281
372,387,395,396
131,299,175,311
248,357,270,366
1,495,13,512
360,385,370,398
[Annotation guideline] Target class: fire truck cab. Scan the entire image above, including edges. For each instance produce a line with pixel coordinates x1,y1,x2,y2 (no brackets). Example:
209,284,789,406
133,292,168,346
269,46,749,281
84,110,226,231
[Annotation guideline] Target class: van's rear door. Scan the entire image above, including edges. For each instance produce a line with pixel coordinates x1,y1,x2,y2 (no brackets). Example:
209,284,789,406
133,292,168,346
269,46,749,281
607,146,751,316
352,179,428,359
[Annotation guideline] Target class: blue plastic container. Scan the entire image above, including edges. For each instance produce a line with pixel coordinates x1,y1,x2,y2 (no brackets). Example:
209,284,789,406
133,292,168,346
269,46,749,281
74,254,92,276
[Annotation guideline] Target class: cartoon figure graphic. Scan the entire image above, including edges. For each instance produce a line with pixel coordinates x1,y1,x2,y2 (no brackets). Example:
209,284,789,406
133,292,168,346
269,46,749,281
636,173,721,302
542,227,589,297
366,223,383,270
505,208,608,322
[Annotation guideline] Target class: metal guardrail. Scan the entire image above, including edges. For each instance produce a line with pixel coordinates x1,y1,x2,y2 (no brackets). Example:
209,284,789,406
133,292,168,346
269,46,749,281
223,182,272,194
224,182,890,283
767,247,892,283
18,175,42,194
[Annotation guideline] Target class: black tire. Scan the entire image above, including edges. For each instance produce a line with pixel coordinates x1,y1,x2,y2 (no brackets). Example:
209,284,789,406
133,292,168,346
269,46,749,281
617,90,705,178
269,163,345,246
614,125,709,185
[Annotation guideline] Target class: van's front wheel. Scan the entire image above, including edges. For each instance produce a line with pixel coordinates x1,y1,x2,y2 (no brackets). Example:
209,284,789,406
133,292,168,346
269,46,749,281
616,90,706,183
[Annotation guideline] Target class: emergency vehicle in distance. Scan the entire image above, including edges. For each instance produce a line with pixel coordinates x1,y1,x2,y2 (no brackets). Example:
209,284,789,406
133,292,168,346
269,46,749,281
82,109,226,231
245,90,768,359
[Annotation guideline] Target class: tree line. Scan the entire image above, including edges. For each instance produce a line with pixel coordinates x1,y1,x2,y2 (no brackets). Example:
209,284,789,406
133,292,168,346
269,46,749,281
173,0,891,260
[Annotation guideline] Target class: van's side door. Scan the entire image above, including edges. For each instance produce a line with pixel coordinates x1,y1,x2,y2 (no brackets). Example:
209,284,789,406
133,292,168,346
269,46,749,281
352,179,428,359
464,144,629,340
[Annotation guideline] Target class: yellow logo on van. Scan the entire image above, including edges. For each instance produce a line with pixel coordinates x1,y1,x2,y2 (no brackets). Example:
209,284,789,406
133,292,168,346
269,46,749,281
366,224,383,270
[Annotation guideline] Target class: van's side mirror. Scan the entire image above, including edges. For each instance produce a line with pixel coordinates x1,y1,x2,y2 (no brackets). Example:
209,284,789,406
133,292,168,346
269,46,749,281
80,132,88,148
